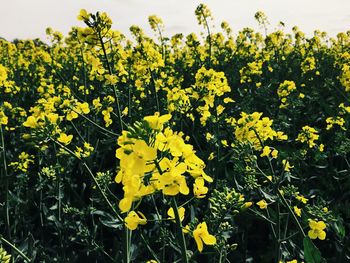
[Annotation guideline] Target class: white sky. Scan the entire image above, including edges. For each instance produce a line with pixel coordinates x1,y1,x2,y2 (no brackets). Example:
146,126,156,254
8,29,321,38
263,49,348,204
1,0,350,41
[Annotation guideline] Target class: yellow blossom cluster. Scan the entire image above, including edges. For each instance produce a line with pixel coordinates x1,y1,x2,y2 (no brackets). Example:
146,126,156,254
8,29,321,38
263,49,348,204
239,60,263,87
277,80,297,108
301,56,316,74
9,152,35,172
325,102,350,131
189,67,232,125
326,116,346,130
340,64,350,92
115,112,212,213
296,125,319,148
232,112,287,149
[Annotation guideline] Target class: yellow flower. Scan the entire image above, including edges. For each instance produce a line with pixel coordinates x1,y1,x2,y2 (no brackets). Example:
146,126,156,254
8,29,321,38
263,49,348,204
241,201,253,210
193,177,208,198
193,222,216,252
102,107,113,127
122,107,128,116
154,157,189,196
144,112,172,130
319,144,324,152
221,140,228,147
257,199,268,209
182,224,191,234
205,132,213,141
77,102,90,114
23,116,38,128
296,194,308,204
167,207,185,222
0,111,8,125
66,110,78,121
271,149,278,158
57,133,73,145
308,219,326,240
260,146,271,157
46,113,59,124
223,97,234,103
208,152,215,160
282,160,293,172
124,211,147,231
77,9,89,21
92,98,102,110
0,247,11,263
0,64,8,83
294,206,302,217
296,125,319,148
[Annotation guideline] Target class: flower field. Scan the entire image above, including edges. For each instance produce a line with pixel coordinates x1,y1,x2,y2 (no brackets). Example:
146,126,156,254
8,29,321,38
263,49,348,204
1,4,350,263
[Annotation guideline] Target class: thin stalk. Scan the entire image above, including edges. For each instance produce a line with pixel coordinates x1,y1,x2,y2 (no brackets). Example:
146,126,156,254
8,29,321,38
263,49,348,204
200,9,212,68
248,208,277,225
266,208,277,240
0,125,10,238
141,232,160,262
71,106,118,137
1,237,31,262
53,144,65,261
277,190,306,237
275,202,281,263
123,227,130,263
283,213,290,239
171,198,188,263
253,130,306,240
97,30,124,131
156,24,166,62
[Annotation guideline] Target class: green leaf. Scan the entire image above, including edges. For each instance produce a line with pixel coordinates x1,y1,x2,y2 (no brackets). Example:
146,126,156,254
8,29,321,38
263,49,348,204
303,237,326,263
332,219,345,239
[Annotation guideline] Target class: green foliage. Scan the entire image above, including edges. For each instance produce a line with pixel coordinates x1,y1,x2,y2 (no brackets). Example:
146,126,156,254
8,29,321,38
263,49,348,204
0,4,350,263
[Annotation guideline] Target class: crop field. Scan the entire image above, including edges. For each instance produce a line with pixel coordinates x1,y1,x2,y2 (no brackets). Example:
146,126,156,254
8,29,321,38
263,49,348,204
0,4,349,263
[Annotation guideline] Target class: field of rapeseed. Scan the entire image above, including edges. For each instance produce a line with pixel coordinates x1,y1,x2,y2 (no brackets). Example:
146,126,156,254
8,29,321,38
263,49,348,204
0,4,350,263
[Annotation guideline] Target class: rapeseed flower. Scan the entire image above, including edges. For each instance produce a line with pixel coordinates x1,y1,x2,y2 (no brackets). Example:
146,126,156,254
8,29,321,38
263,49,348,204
124,211,147,230
193,177,208,198
193,222,216,252
57,133,73,145
257,199,268,209
167,207,185,222
308,219,326,240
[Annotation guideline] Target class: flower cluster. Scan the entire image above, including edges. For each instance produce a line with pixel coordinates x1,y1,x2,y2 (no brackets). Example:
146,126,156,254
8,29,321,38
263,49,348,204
115,112,212,213
232,112,287,149
296,125,319,149
277,80,297,108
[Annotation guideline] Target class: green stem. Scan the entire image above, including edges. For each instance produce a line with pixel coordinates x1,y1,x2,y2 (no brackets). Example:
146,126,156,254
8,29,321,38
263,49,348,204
97,29,124,131
0,125,10,238
141,232,160,262
71,106,118,137
275,202,281,263
123,227,130,263
1,237,31,262
200,9,212,68
277,190,306,237
171,198,188,263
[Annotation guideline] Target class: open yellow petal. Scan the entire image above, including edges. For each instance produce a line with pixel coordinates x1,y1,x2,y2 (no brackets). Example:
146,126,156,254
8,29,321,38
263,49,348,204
202,234,216,245
308,229,318,239
194,235,204,252
318,231,326,240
